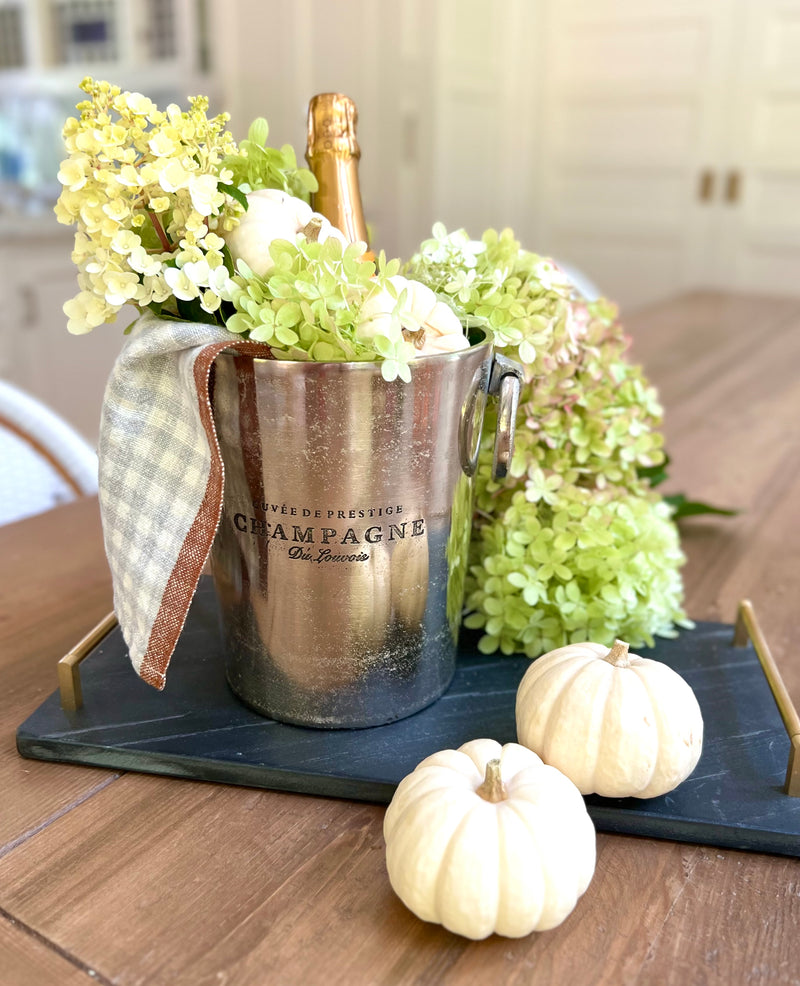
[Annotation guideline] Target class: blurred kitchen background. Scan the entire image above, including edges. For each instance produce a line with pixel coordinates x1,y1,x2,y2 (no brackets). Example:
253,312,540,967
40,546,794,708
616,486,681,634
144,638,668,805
1,0,799,441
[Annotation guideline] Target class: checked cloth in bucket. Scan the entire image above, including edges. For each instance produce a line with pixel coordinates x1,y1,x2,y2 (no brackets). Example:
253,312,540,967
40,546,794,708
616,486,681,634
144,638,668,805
98,312,272,688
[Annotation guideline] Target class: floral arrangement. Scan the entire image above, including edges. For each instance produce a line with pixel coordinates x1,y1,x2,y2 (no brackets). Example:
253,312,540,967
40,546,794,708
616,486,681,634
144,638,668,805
54,78,467,382
405,226,691,654
56,80,691,656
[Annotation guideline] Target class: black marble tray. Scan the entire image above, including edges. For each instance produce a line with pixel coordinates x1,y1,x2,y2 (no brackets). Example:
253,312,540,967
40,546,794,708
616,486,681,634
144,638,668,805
16,580,800,857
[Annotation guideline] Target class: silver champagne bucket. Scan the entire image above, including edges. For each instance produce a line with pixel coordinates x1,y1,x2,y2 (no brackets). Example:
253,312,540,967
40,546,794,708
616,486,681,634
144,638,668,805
209,338,521,728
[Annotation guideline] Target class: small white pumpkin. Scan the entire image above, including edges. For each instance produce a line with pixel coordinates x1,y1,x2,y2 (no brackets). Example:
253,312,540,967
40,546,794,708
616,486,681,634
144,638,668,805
357,275,469,356
224,188,347,277
383,738,596,939
516,639,704,799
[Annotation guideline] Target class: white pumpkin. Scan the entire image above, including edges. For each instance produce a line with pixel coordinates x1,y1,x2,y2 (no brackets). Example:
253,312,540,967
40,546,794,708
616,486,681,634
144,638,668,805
516,639,704,799
224,188,347,277
383,738,596,939
357,275,469,356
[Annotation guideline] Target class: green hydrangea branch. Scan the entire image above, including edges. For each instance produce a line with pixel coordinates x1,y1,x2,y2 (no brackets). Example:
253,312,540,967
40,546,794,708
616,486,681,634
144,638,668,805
221,116,318,203
407,223,690,655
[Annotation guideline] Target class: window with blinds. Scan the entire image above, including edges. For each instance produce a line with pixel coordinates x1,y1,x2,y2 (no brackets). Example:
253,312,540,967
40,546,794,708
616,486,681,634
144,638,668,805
0,5,26,69
144,0,177,61
50,0,118,64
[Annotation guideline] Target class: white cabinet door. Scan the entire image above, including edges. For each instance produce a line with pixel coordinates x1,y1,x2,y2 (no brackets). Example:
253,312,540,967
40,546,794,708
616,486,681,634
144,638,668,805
20,269,129,443
714,0,800,294
534,0,736,310
429,0,539,242
1,228,127,443
213,0,425,259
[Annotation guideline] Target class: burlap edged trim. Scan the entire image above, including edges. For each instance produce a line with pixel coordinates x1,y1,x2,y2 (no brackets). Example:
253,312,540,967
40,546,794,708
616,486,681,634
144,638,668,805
138,339,274,689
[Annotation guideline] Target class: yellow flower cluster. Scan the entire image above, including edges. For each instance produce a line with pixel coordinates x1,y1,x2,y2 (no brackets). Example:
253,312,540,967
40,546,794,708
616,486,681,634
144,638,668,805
55,78,239,333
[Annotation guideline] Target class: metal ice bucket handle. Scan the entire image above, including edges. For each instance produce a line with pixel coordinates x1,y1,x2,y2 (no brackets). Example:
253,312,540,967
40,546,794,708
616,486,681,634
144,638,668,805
459,352,524,481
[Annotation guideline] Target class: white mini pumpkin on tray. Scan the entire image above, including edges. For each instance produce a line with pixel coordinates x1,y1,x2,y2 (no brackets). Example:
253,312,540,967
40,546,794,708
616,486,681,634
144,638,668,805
383,737,596,940
515,639,704,799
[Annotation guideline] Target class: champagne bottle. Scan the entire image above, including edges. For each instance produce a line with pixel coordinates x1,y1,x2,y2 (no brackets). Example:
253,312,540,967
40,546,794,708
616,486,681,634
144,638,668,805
305,93,369,248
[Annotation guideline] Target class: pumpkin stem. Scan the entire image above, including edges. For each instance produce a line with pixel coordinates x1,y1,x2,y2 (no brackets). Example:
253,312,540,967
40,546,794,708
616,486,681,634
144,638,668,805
402,327,427,350
605,639,631,667
301,216,324,242
476,758,507,803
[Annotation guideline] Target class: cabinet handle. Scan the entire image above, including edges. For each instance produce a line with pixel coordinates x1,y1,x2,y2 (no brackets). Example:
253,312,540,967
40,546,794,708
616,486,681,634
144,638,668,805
698,169,714,202
20,285,38,326
725,170,742,204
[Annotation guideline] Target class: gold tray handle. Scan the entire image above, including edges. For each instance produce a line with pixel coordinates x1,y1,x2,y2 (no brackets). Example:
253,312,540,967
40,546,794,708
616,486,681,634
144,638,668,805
58,612,118,712
57,602,799,798
733,599,800,797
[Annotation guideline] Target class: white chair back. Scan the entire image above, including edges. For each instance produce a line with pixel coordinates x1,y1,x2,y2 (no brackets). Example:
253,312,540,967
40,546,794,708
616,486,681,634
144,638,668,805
0,380,98,526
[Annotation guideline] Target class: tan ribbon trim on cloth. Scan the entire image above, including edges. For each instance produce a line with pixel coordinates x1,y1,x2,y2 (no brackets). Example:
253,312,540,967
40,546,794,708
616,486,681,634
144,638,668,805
137,339,272,688
98,312,273,690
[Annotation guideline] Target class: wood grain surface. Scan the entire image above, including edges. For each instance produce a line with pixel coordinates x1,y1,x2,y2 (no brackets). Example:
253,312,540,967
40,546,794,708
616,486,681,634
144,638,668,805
1,291,799,986
0,499,118,851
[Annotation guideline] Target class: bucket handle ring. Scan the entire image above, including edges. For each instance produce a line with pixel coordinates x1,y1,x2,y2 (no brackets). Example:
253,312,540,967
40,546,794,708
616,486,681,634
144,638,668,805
488,354,523,480
459,353,523,481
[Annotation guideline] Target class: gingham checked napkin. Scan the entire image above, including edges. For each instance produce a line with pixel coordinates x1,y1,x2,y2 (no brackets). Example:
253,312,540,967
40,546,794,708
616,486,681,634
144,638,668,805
98,311,272,688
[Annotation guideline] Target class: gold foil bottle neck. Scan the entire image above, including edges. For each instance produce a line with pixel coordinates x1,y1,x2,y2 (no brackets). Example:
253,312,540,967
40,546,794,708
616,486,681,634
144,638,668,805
305,92,369,247
307,93,361,159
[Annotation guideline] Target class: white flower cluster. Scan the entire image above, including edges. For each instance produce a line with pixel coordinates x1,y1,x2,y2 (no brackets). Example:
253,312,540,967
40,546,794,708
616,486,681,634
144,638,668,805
55,79,239,333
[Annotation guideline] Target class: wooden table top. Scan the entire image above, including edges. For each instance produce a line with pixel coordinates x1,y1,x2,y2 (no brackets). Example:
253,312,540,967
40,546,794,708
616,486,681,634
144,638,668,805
2,290,799,986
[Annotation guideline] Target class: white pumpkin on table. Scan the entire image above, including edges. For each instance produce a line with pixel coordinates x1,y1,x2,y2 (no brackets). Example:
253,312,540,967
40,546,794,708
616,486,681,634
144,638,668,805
383,737,596,940
515,639,704,799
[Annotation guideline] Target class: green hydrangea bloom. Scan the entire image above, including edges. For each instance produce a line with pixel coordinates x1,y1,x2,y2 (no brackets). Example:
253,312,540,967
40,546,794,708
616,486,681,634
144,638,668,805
407,224,691,656
464,487,691,656
227,240,417,382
